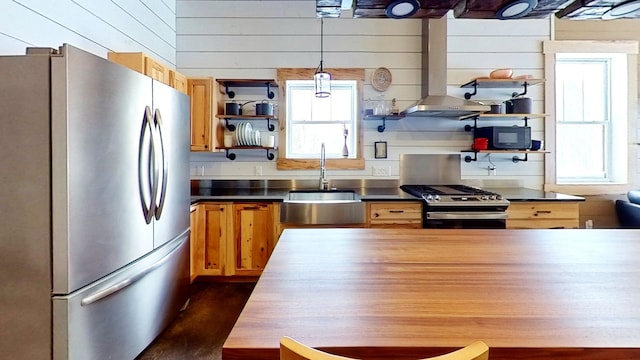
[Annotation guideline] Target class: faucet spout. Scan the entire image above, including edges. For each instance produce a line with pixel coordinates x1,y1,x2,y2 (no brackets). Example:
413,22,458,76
319,143,329,190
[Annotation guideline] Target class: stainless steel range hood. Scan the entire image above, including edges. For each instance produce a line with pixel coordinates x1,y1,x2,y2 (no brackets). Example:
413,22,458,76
402,18,489,118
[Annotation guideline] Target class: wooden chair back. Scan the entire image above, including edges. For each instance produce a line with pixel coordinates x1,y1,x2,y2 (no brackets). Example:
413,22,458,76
280,337,489,360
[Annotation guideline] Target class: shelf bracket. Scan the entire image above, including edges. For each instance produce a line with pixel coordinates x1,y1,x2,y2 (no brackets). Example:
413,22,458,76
463,116,479,132
464,152,478,163
512,81,530,98
224,83,236,99
265,82,275,99
266,118,275,132
223,118,236,131
377,117,387,133
266,148,275,160
224,149,236,160
512,153,528,163
464,81,478,99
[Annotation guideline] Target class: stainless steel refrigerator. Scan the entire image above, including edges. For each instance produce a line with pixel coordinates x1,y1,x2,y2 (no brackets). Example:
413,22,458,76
0,44,190,359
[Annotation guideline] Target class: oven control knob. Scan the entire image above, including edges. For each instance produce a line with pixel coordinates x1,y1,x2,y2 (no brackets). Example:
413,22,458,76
434,195,440,201
497,195,504,200
489,195,497,200
425,194,433,201
481,195,489,200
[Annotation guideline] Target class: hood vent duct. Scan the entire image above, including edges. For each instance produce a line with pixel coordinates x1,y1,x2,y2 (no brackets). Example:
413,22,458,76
402,18,489,118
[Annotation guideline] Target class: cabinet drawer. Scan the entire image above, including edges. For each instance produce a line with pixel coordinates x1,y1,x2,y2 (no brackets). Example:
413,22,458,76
507,202,579,220
368,202,422,228
507,219,579,229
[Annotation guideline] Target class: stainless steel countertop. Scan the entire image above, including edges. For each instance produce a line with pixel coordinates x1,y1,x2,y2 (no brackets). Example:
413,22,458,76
190,180,585,203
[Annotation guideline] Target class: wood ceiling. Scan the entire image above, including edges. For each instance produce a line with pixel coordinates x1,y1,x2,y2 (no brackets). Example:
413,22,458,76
316,0,640,20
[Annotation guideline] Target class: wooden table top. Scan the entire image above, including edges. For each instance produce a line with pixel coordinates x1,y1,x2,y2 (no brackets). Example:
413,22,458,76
222,229,640,360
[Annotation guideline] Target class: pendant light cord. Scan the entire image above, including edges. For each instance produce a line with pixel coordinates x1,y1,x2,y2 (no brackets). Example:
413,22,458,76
320,18,324,72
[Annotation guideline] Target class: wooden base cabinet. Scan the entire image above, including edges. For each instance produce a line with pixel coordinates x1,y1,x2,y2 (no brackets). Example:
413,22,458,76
367,201,423,228
507,202,580,229
190,202,278,280
231,203,278,276
191,203,231,280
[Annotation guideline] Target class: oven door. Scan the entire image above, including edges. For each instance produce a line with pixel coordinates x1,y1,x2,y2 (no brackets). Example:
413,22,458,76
424,211,507,229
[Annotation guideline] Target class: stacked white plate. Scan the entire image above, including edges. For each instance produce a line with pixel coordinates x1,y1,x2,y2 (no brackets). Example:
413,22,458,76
234,122,262,146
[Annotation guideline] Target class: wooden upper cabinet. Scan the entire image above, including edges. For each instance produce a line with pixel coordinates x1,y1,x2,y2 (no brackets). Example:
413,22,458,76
169,70,188,95
188,77,223,151
231,203,277,276
144,56,170,85
107,52,169,85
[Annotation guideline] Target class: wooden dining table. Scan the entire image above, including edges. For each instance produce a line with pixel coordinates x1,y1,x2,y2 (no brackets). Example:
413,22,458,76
222,228,640,360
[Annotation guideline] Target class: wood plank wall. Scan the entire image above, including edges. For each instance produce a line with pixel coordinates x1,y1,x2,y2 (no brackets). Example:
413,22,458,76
181,1,551,188
0,0,177,67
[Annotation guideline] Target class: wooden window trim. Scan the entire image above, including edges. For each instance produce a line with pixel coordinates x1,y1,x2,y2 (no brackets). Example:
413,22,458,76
276,68,365,170
542,40,639,195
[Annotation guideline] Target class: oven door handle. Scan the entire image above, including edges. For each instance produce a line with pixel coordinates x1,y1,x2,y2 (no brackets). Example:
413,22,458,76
426,212,508,220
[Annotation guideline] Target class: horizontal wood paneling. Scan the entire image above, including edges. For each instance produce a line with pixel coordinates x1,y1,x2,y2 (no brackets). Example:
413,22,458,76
0,0,177,66
182,2,551,187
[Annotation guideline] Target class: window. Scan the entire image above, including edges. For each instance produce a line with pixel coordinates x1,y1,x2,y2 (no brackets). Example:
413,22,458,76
285,80,358,159
543,41,638,194
276,68,365,170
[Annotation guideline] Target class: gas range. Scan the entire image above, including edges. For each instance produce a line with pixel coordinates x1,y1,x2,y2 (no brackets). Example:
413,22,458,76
400,184,510,209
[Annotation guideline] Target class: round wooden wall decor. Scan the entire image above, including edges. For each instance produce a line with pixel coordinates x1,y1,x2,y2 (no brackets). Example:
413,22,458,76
371,67,392,92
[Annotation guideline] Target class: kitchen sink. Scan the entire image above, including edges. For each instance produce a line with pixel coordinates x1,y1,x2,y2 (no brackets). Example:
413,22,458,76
285,189,359,203
281,189,365,225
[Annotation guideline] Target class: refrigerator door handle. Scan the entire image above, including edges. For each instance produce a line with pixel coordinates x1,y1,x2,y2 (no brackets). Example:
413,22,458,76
138,106,157,224
80,231,188,306
153,108,168,220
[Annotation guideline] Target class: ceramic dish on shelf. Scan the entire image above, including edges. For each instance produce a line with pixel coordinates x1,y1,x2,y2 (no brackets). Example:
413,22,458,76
234,122,242,146
237,122,246,146
244,122,253,146
254,130,261,146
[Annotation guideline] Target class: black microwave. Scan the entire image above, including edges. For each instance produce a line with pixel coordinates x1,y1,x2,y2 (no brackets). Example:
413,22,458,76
474,126,531,150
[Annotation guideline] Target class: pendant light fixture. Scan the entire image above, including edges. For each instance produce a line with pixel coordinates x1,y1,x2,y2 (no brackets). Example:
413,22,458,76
314,17,331,98
602,0,640,19
385,0,420,19
495,0,538,19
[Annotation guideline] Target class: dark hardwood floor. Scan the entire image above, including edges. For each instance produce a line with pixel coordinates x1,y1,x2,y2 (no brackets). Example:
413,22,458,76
136,281,255,360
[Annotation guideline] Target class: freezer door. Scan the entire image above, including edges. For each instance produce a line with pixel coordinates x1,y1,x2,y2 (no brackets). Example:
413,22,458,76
53,232,190,360
51,45,155,294
151,81,191,248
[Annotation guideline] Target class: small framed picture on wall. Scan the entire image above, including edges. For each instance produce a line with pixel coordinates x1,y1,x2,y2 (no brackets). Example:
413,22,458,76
374,141,387,159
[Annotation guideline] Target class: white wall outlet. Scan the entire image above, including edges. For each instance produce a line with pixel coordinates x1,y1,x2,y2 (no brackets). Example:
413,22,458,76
372,166,391,177
488,165,496,176
255,165,263,176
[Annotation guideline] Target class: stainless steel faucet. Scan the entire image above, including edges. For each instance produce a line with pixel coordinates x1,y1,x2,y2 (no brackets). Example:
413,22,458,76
319,143,329,190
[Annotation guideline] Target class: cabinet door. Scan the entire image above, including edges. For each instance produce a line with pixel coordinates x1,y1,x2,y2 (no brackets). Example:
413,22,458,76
188,77,223,151
368,202,423,228
170,70,188,94
144,56,170,85
189,205,199,282
192,203,230,277
231,203,276,276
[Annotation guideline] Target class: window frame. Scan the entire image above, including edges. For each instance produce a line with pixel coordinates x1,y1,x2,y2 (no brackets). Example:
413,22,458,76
276,68,365,170
543,40,638,195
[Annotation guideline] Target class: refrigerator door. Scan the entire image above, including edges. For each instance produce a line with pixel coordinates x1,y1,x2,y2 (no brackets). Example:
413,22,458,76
51,45,155,294
151,81,191,248
53,231,190,360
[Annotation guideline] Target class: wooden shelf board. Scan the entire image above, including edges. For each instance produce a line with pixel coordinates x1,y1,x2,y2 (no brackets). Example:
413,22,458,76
461,149,550,153
216,79,278,87
460,78,545,89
